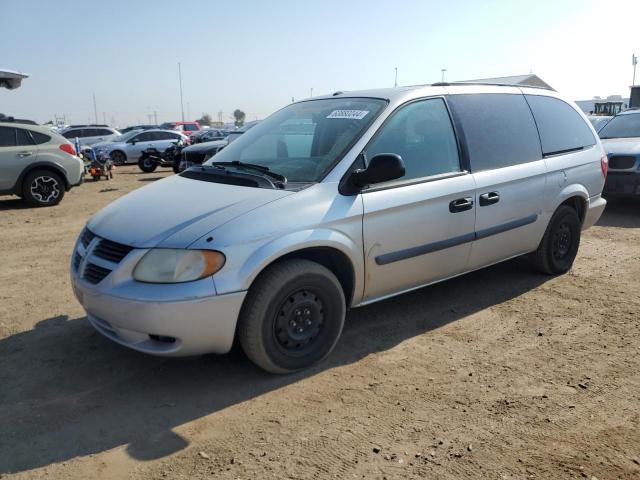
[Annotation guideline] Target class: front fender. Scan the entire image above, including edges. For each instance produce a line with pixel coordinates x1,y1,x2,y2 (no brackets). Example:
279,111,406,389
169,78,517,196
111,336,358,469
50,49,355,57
213,228,365,306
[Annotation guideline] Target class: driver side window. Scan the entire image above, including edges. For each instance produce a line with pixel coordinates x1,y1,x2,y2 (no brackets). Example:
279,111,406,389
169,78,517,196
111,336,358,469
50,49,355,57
365,98,461,182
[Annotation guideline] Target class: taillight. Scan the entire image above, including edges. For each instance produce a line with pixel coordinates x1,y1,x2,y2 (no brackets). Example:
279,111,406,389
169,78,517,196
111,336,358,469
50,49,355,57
59,143,77,156
601,154,608,178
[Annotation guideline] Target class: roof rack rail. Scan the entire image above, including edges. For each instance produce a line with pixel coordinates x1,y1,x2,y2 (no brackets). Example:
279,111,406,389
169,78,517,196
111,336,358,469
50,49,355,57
440,81,555,91
68,124,110,128
0,114,38,125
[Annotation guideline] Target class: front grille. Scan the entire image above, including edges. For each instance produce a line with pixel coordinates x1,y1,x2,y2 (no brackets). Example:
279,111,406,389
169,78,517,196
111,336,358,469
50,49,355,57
84,263,112,284
74,229,135,285
609,155,637,170
73,252,82,271
93,238,134,263
80,228,95,247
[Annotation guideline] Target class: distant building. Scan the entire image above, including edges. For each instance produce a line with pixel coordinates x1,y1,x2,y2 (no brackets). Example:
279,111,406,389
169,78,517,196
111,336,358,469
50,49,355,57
459,74,554,90
575,95,629,115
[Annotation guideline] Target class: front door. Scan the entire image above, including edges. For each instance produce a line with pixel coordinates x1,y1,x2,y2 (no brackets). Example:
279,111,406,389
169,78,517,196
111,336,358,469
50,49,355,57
361,97,476,302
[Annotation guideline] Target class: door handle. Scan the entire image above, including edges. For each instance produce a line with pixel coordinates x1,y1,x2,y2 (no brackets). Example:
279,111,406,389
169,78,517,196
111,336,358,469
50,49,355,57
449,197,474,213
479,191,500,206
17,151,33,157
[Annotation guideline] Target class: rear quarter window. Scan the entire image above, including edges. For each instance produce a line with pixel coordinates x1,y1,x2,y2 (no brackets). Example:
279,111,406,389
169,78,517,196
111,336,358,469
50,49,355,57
447,93,541,171
30,131,51,144
525,95,595,155
16,128,35,146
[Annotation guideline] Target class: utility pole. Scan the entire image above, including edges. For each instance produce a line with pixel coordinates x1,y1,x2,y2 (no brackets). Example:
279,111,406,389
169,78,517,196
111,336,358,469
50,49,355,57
102,112,106,124
178,62,185,121
310,87,314,97
394,67,398,87
218,111,223,124
187,102,190,120
153,110,158,124
441,69,447,82
92,93,98,124
633,54,638,86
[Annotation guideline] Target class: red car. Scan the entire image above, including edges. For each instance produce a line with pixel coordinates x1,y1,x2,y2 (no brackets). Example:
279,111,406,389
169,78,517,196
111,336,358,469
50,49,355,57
160,121,201,137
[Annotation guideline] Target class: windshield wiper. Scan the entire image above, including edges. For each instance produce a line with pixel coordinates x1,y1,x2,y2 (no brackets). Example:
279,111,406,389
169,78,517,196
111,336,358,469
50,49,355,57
210,160,287,184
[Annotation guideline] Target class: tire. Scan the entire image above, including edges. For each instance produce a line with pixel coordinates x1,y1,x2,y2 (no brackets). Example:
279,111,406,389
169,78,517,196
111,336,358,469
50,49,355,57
172,159,181,174
22,170,65,207
110,150,126,165
531,205,581,275
238,259,346,374
138,156,157,173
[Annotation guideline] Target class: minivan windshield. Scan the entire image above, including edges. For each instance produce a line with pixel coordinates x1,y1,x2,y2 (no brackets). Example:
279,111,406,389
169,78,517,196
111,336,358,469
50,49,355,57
203,98,387,183
598,113,640,139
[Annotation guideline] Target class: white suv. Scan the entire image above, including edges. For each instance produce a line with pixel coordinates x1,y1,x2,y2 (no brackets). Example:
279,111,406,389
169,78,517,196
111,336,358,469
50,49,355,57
59,125,120,147
0,122,84,206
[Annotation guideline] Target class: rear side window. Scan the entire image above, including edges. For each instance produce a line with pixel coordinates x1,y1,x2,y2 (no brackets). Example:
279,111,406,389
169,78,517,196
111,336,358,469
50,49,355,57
94,128,114,136
525,95,595,155
448,93,541,171
30,131,51,144
0,127,16,146
62,129,81,139
183,123,198,131
16,128,34,146
365,98,461,181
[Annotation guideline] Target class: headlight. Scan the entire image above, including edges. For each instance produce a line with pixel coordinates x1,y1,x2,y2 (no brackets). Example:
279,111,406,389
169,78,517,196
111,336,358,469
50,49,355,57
133,249,225,283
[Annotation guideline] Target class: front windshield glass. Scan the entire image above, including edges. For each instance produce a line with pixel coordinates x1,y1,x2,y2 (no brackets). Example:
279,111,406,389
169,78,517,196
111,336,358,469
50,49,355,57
598,113,640,139
203,98,387,182
117,130,142,142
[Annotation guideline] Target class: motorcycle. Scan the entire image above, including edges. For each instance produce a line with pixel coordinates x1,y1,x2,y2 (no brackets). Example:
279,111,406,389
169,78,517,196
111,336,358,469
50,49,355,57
138,140,185,174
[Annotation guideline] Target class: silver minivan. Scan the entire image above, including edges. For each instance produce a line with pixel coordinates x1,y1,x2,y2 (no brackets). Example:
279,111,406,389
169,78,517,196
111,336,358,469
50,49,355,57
71,84,607,373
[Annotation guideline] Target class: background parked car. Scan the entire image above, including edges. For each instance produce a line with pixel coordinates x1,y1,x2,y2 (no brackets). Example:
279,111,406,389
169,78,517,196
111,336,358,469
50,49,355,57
179,138,227,170
0,121,84,206
160,121,201,137
93,129,188,165
598,109,640,198
588,115,612,132
118,124,159,134
59,125,120,147
190,128,226,144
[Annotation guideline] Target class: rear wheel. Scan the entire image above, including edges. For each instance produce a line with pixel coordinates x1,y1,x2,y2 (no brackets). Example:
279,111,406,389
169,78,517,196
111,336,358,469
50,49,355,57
531,205,581,275
110,150,126,165
22,170,65,207
138,156,157,173
238,259,346,374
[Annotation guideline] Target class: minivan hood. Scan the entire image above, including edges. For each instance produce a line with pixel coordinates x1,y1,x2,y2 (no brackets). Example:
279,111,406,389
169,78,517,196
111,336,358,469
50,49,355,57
87,175,293,248
600,137,640,155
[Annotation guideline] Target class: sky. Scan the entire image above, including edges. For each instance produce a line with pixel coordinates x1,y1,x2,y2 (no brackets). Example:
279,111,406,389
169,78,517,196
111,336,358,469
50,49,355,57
1,0,639,127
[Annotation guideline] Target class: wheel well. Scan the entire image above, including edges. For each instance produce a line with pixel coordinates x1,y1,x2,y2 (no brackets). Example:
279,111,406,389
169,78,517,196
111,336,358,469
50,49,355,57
560,196,587,224
269,247,356,306
16,164,69,195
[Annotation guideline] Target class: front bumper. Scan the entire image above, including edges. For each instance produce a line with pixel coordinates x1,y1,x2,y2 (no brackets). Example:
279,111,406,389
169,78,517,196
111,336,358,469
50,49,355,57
603,171,640,198
71,270,246,357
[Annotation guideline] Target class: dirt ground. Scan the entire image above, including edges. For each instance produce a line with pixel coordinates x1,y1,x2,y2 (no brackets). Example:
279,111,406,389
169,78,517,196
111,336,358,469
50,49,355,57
1,165,639,480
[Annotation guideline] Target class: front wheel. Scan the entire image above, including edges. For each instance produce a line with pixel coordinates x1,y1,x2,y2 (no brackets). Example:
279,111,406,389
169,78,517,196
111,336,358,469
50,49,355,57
238,259,346,374
110,150,126,165
138,156,157,173
530,205,581,275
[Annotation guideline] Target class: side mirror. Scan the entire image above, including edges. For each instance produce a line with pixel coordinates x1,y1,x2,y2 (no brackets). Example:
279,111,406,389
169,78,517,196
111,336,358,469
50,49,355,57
343,153,405,194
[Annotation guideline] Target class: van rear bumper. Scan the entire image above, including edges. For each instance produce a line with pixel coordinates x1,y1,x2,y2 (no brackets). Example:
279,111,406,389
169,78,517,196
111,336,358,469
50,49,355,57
582,194,607,230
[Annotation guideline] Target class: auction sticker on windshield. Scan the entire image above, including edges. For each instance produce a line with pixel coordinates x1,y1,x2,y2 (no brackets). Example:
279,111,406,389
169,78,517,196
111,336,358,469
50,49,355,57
326,110,369,120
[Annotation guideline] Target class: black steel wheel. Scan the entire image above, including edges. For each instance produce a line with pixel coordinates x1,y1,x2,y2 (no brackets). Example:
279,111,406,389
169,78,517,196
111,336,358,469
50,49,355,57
238,259,346,374
531,205,581,275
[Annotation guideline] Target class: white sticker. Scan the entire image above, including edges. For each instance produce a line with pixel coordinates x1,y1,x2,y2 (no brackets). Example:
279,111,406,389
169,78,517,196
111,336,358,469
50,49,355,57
326,110,369,120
